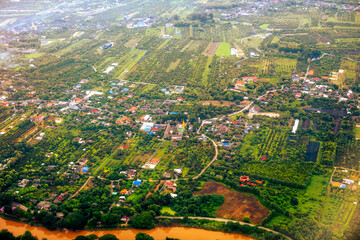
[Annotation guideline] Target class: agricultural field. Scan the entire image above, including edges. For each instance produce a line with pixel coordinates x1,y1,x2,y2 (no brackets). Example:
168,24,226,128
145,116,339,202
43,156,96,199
215,42,231,57
194,181,270,224
203,42,220,56
355,125,360,140
236,161,313,186
0,0,360,239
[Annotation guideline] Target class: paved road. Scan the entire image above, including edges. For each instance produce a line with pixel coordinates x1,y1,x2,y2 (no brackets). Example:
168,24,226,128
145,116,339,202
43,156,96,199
156,216,292,240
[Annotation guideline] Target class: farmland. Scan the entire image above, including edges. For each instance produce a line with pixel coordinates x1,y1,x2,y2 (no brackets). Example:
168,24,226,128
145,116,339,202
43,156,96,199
203,42,220,56
0,0,359,239
194,181,270,224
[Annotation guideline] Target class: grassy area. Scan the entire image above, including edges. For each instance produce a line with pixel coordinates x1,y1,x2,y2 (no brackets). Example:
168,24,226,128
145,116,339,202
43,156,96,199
202,57,213,86
354,126,360,139
23,53,43,60
259,24,269,30
291,175,329,217
161,206,176,215
215,42,231,57
166,59,181,72
243,36,264,49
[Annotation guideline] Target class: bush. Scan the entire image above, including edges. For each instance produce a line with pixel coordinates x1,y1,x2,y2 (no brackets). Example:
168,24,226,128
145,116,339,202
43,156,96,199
135,232,154,240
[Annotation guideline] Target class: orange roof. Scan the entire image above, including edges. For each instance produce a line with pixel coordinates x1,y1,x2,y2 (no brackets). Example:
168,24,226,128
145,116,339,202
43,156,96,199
150,158,159,164
129,106,138,112
236,81,245,85
120,189,128,194
122,117,132,122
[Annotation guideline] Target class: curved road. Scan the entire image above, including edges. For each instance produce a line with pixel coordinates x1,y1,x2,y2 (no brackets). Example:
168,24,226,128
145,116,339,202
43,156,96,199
156,216,292,240
192,137,218,180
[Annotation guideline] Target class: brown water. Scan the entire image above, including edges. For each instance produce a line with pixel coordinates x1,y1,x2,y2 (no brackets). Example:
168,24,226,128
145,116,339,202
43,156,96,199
0,217,254,240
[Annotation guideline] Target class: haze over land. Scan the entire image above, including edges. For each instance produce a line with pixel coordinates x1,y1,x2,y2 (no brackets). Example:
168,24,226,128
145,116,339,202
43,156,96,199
0,0,360,239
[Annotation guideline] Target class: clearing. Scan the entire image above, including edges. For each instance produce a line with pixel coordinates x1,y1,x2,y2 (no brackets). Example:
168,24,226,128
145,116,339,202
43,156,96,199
247,112,280,119
194,181,270,224
354,124,360,140
202,100,234,106
203,42,220,56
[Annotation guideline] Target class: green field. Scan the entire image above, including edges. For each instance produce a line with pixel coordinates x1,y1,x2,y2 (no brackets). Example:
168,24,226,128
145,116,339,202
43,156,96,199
161,206,176,215
259,24,269,30
215,42,231,57
355,126,360,139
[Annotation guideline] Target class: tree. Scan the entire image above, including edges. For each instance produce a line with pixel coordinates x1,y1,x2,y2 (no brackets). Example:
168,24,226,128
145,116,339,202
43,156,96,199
290,197,299,206
59,213,87,230
41,213,57,230
74,236,89,240
129,211,155,229
101,213,120,226
0,229,15,240
98,234,118,240
242,216,250,223
18,231,38,240
4,205,12,214
135,232,154,240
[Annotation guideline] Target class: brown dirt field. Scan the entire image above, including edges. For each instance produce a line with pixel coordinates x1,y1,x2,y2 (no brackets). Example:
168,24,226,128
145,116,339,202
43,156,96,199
202,100,234,106
240,100,252,106
124,38,141,48
194,181,269,224
233,43,245,58
204,42,220,56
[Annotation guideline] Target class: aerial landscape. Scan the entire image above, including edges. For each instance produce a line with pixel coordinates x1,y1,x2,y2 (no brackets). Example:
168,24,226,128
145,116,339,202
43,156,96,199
0,0,359,239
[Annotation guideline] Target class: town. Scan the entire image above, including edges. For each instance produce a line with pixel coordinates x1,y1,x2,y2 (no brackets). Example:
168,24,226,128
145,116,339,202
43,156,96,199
0,0,360,240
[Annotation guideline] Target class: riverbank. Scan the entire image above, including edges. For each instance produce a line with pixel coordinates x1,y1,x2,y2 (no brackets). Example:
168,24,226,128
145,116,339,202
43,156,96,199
0,217,255,240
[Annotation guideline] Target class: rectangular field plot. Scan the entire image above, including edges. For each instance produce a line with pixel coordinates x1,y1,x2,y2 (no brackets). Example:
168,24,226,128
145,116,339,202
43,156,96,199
215,42,231,57
203,42,220,56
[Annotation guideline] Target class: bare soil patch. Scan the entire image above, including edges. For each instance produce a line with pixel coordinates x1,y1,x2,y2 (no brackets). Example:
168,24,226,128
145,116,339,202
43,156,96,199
124,38,141,48
233,43,246,58
247,112,280,119
202,100,234,106
203,42,220,56
194,181,270,224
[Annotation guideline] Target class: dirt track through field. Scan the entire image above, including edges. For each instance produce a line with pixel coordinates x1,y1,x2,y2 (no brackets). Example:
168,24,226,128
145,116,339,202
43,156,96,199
194,181,270,224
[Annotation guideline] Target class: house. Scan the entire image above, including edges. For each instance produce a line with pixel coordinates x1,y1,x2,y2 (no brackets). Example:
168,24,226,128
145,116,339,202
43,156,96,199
174,169,182,175
132,180,142,187
177,97,184,102
149,158,160,164
166,182,177,192
36,201,51,210
35,115,44,122
171,134,183,140
121,216,130,222
78,158,88,166
120,189,128,195
46,165,56,171
18,179,30,188
249,105,262,113
127,169,137,178
235,81,245,88
240,176,250,182
242,77,258,82
162,172,171,179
